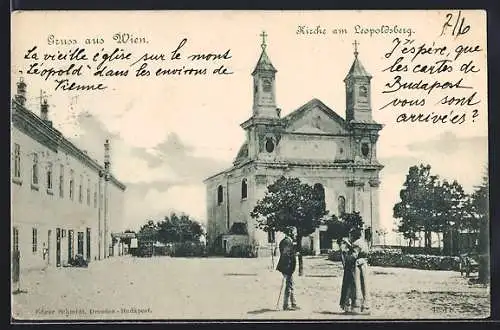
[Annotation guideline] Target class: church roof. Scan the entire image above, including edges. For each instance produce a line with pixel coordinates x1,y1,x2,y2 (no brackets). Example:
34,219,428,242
252,48,277,75
349,118,382,126
233,142,249,164
344,56,372,80
283,98,347,129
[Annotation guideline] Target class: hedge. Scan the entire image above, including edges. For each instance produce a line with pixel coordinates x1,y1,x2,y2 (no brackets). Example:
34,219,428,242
226,244,257,258
327,249,343,262
329,248,461,271
147,242,208,257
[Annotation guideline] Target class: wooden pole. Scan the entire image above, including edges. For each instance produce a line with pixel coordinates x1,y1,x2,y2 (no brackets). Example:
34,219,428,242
271,242,275,270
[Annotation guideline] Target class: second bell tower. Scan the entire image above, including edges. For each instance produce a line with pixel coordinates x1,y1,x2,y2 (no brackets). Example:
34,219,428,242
252,31,278,119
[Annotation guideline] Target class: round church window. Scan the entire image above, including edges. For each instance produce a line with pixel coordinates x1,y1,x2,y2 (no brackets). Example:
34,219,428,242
265,138,275,153
361,143,370,157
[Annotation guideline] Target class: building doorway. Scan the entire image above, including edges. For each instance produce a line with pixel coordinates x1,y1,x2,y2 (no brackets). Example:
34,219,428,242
56,228,61,267
68,230,74,263
77,232,84,256
47,230,52,265
319,231,332,253
12,227,20,284
86,228,91,261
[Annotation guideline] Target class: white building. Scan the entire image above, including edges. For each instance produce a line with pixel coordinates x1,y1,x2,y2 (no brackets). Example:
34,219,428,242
11,78,126,277
204,36,383,256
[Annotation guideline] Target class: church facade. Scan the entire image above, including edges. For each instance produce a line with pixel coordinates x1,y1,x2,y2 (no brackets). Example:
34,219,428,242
204,35,383,256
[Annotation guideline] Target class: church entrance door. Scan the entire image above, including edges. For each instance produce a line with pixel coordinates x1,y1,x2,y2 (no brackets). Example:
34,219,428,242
319,231,332,253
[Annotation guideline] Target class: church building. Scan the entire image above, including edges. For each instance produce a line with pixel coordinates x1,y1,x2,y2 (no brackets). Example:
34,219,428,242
204,33,383,256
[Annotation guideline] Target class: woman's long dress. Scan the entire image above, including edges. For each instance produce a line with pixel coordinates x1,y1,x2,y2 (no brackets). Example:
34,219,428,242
339,250,356,311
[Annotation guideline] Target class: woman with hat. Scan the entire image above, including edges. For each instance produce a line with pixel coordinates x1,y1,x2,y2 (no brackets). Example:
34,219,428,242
342,227,371,314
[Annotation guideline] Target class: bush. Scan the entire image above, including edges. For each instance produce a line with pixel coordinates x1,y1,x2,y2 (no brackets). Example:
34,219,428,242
401,246,442,255
227,244,257,258
136,242,153,257
134,242,207,257
327,249,343,262
367,249,461,271
168,241,207,257
300,246,314,256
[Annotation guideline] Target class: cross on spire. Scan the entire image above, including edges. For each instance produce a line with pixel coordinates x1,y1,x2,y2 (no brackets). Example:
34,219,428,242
260,31,268,50
353,40,359,58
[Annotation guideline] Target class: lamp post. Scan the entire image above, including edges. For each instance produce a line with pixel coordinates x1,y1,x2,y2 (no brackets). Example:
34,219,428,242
449,221,455,256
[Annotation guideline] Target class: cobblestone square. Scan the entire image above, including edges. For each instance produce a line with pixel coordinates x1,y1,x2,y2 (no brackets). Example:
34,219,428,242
12,256,490,320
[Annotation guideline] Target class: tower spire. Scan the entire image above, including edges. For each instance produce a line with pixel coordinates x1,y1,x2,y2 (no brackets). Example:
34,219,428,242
252,31,276,75
344,40,373,123
251,31,278,118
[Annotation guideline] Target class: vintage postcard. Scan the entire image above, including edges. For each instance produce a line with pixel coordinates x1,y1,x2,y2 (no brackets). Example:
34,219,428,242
10,10,489,321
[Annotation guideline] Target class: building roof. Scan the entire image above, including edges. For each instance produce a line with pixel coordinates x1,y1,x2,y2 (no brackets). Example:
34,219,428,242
252,48,277,75
344,56,372,81
233,142,249,165
283,98,348,130
11,99,126,191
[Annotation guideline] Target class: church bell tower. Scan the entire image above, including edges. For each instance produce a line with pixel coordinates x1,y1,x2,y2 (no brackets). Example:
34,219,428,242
344,40,372,123
252,31,279,119
240,31,284,161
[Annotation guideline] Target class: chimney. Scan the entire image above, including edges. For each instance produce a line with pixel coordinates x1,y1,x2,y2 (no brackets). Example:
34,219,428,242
41,98,49,120
40,96,53,126
15,77,27,106
104,139,110,172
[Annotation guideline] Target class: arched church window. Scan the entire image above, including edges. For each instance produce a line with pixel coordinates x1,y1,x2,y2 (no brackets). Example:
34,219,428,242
359,86,368,97
338,196,346,215
313,183,326,211
217,185,223,205
313,183,326,208
241,179,248,199
361,143,370,157
263,79,272,92
265,138,275,153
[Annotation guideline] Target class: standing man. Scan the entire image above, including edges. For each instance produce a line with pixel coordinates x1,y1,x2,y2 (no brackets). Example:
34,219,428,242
276,234,300,311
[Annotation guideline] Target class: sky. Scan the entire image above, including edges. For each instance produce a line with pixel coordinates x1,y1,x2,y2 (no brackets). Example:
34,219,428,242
11,11,488,243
